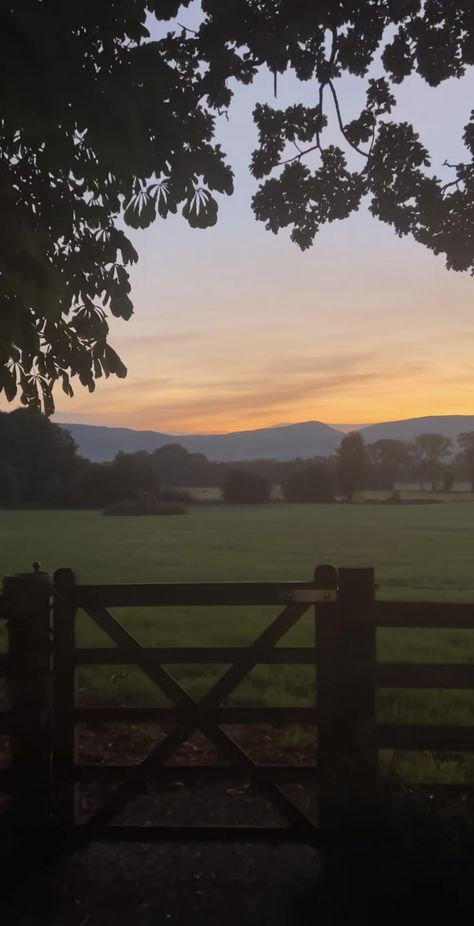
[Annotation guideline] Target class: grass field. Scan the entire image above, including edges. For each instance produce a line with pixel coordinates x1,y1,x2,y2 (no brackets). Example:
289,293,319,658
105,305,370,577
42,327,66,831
1,502,474,784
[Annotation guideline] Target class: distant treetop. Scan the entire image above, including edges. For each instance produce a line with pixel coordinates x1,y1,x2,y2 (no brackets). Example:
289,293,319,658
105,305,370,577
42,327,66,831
1,1,472,411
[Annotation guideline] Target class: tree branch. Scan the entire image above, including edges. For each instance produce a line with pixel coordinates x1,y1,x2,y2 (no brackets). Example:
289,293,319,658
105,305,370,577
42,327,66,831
441,159,468,192
328,79,370,158
277,143,322,167
177,22,198,35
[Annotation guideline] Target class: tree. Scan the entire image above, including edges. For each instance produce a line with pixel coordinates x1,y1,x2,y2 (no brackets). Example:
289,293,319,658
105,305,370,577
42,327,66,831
151,444,221,487
337,432,368,502
111,451,158,499
414,433,452,491
222,469,271,504
0,407,79,502
458,432,474,492
282,463,334,503
1,2,473,412
0,458,20,508
368,439,414,489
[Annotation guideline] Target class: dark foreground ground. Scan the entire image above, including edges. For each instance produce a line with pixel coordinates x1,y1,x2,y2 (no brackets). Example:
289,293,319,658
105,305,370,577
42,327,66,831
2,783,474,926
1,732,473,924
1,840,321,926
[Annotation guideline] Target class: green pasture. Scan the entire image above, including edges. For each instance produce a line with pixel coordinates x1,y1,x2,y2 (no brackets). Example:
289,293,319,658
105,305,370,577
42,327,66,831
1,502,474,784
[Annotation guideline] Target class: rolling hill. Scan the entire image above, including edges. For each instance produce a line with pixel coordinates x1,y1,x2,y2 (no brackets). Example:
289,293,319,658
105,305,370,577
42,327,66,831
360,416,474,444
59,415,474,463
61,420,343,462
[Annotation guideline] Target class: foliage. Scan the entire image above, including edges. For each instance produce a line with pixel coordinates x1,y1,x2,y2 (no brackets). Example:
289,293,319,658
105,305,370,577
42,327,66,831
1,2,473,411
0,407,79,503
282,462,334,502
458,431,474,491
415,432,453,491
368,438,415,489
1,410,473,510
0,458,20,508
222,468,271,504
336,431,369,501
103,494,186,515
151,444,222,487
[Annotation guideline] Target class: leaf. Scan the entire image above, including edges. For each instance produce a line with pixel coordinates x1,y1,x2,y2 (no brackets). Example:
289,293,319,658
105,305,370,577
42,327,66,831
1,368,17,402
110,290,134,320
182,189,218,228
103,346,127,379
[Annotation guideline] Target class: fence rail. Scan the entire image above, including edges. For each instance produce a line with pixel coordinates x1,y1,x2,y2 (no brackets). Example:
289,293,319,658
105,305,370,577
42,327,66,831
0,564,473,852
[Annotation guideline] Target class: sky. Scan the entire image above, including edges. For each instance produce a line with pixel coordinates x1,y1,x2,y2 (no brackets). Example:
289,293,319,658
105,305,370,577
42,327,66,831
37,12,474,432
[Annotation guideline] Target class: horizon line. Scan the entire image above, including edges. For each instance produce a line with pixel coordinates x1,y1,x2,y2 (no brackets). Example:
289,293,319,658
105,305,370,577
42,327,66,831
53,413,474,436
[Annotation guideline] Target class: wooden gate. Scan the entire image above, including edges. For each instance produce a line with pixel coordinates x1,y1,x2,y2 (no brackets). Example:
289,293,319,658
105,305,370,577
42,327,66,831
51,564,341,845
1,562,474,849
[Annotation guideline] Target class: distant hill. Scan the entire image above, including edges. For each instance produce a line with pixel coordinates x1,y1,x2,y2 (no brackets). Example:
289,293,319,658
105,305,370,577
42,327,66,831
59,415,474,463
360,416,474,445
61,420,343,462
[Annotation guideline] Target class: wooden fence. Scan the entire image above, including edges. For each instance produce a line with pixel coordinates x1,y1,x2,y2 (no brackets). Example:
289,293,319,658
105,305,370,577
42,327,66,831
1,563,474,849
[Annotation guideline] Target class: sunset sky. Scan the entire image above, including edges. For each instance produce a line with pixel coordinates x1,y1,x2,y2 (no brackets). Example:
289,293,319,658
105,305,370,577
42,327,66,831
42,17,474,432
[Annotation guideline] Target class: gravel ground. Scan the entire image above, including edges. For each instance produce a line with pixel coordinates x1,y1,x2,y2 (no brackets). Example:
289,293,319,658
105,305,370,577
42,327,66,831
1,832,321,926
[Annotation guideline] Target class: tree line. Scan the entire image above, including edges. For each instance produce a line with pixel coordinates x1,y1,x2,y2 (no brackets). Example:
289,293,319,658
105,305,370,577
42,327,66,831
1,409,474,509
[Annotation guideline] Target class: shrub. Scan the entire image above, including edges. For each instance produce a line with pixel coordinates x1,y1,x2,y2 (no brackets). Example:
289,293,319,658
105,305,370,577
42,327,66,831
103,495,186,516
282,463,334,502
222,469,271,504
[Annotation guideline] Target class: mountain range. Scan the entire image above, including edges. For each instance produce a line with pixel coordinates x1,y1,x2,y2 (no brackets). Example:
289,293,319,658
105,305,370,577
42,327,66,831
58,415,474,463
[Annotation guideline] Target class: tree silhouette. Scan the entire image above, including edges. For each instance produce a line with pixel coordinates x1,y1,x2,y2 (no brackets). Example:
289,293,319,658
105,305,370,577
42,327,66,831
458,432,474,492
282,463,334,503
368,439,414,489
222,469,271,504
337,431,368,502
414,432,452,491
1,2,473,411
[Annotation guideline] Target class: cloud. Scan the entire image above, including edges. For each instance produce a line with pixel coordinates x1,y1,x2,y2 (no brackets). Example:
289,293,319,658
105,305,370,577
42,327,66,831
96,348,436,431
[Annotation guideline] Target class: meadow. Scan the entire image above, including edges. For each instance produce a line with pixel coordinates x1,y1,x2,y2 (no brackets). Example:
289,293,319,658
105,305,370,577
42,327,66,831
1,500,474,784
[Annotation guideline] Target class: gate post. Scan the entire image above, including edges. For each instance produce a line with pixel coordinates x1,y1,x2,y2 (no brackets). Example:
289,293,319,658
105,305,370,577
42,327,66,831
3,564,53,830
316,566,377,836
52,568,77,836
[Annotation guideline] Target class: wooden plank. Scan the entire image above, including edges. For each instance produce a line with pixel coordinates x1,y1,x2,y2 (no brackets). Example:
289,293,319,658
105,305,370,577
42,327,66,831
377,662,474,689
73,824,320,845
194,720,314,831
52,569,79,828
75,646,315,666
73,764,317,783
317,567,377,826
375,601,474,629
83,603,312,832
83,605,198,707
81,721,205,830
74,706,318,724
192,604,308,710
376,723,474,751
4,573,52,827
77,582,323,608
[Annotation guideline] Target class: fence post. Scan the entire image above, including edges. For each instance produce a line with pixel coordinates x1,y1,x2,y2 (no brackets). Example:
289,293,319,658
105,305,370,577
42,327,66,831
316,566,377,837
3,564,53,830
52,568,77,837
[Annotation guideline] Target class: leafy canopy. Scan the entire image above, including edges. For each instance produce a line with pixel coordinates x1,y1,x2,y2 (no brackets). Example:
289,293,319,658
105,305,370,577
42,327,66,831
1,1,473,412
